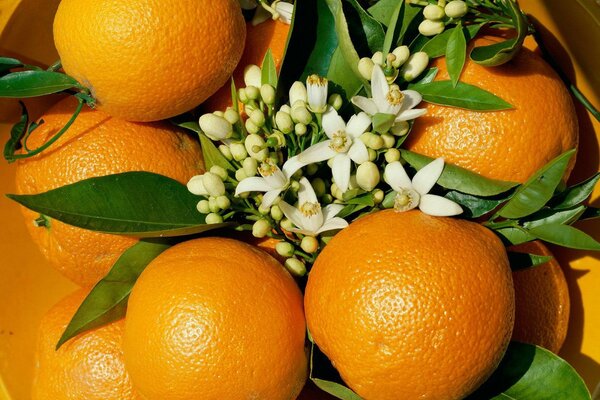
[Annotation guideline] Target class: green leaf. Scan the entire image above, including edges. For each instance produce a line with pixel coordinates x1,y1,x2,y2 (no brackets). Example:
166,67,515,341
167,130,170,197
6,172,231,237
407,67,438,88
176,121,200,133
444,191,513,219
302,0,339,79
411,80,513,111
467,342,591,399
401,150,518,196
381,1,403,57
528,224,600,251
498,150,576,219
346,193,375,207
3,102,28,162
367,0,397,25
199,133,235,172
342,0,385,55
327,47,363,100
508,252,553,271
420,24,481,58
552,173,600,210
495,226,535,246
56,239,172,349
446,24,467,87
523,206,586,229
310,342,362,400
312,379,363,400
0,71,81,97
0,57,23,74
261,49,278,88
372,112,396,133
397,4,423,44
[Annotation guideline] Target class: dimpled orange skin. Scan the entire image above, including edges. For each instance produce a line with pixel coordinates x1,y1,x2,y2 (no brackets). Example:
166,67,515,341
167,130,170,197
405,36,578,183
15,97,204,287
123,237,308,400
305,210,515,400
53,0,246,122
32,290,140,400
510,241,570,353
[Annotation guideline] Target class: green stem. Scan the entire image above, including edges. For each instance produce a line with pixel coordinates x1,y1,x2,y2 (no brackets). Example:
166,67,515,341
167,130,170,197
47,60,62,72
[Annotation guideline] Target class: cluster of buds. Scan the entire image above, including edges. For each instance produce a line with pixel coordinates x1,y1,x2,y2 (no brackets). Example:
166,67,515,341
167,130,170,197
416,0,469,36
358,46,429,83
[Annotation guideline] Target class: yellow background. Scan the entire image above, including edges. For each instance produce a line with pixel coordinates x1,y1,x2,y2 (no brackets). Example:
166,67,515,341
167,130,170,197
0,0,598,399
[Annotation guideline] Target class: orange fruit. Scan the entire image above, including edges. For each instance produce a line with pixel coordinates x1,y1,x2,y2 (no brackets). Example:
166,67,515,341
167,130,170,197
123,237,308,400
203,19,290,112
244,235,287,264
53,0,246,121
305,210,514,400
405,36,578,183
32,290,139,400
15,97,204,287
510,241,570,353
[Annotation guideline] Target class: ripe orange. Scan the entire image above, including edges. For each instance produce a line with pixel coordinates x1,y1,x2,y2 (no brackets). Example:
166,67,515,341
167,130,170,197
305,210,514,400
203,19,290,112
53,0,246,121
405,36,578,183
123,237,308,400
15,97,204,287
32,290,139,400
510,241,570,353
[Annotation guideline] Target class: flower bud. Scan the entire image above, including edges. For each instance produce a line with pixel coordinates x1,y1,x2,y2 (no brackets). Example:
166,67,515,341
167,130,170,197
270,205,284,221
209,166,228,181
235,168,247,182
331,183,344,200
223,108,239,125
306,74,328,113
245,134,269,161
382,133,395,148
245,118,260,135
289,81,307,105
295,123,308,136
290,180,300,192
291,105,312,125
360,131,375,145
279,104,292,114
280,218,294,231
391,46,410,68
391,121,410,136
203,172,225,197
196,199,210,214
373,188,385,204
219,144,233,160
249,109,266,127
321,194,333,204
371,51,384,66
418,19,445,37
368,148,377,162
238,88,249,103
252,219,271,238
187,175,208,196
301,236,319,253
205,213,223,224
368,134,384,150
258,203,271,215
275,111,294,134
328,93,343,110
208,196,221,213
306,163,319,176
244,103,257,115
199,114,233,141
358,57,375,80
400,52,430,81
356,161,380,191
311,178,326,197
445,0,468,18
285,257,306,277
243,64,262,88
385,148,401,163
245,85,260,101
276,241,295,257
213,111,224,117
260,84,276,105
423,4,445,20
243,157,258,177
230,142,248,161
216,195,231,210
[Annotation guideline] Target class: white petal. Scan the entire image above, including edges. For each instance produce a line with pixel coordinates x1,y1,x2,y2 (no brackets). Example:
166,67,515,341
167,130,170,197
332,154,351,193
346,112,372,138
263,168,287,188
351,96,378,116
279,201,307,230
347,140,369,164
187,175,208,196
298,177,319,204
261,189,282,209
419,194,463,216
322,107,346,138
400,90,423,111
234,177,271,195
323,203,345,220
282,155,305,179
371,64,390,113
275,2,294,24
412,157,444,195
395,108,427,122
297,141,337,164
316,217,349,234
384,162,412,191
303,212,325,236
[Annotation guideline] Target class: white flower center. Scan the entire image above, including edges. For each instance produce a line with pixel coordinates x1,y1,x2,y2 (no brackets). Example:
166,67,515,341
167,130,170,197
299,201,321,217
329,131,352,153
258,160,277,177
393,188,420,212
386,87,404,106
307,74,327,87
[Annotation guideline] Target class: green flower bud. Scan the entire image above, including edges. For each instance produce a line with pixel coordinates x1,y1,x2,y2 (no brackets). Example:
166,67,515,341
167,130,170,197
249,109,266,127
301,236,319,254
290,180,300,192
235,168,247,182
321,193,333,204
205,213,223,224
289,81,308,105
400,52,430,81
245,134,269,161
223,108,239,125
360,131,375,145
331,183,344,200
242,157,258,177
209,196,221,213
258,204,271,215
368,148,377,162
245,85,260,101
216,195,231,210
445,0,468,19
423,4,445,20
306,163,319,176
311,178,326,197
356,161,380,191
276,241,295,257
219,144,233,160
260,84,276,105
275,111,294,134
284,257,306,277
213,110,224,117
295,123,308,136
391,46,410,68
418,19,445,37
230,142,248,162
391,121,410,136
245,118,261,135
267,131,286,148
372,189,385,204
358,57,375,80
382,133,395,149
328,93,343,110
209,165,228,181
385,148,401,163
280,218,294,231
371,51,384,66
368,134,385,150
291,105,312,125
196,199,210,214
199,113,233,141
279,104,292,114
203,172,225,197
243,64,262,88
238,88,249,103
252,219,271,238
270,205,284,221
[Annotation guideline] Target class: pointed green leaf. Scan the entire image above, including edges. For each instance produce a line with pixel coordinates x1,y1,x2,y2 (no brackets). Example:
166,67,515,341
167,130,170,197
0,71,81,97
176,121,200,133
56,239,172,349
528,223,600,251
467,342,591,400
508,252,553,271
367,0,398,25
0,57,23,74
401,150,518,196
420,24,482,58
498,150,576,219
411,80,513,111
372,112,396,133
523,206,586,229
552,173,600,210
407,67,438,88
444,191,513,218
495,226,535,246
341,0,385,55
199,133,235,172
381,1,403,56
446,24,467,87
6,172,230,237
261,49,278,88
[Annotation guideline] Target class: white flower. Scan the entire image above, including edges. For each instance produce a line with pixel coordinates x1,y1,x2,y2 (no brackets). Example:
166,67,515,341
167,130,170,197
297,107,371,192
279,178,348,236
383,158,462,216
234,156,304,208
274,1,293,24
352,64,426,122
306,74,328,113
250,0,294,25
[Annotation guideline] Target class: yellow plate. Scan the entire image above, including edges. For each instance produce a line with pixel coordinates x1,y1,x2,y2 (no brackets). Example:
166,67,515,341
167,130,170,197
0,1,599,399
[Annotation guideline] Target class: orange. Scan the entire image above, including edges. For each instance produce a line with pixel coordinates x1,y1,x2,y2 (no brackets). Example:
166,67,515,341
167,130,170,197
123,237,308,400
405,36,578,183
305,210,514,400
244,235,287,264
32,290,139,400
53,0,246,121
15,97,204,287
203,19,290,112
510,241,570,353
